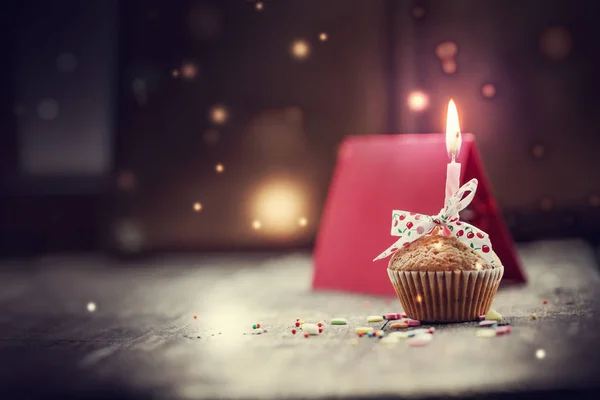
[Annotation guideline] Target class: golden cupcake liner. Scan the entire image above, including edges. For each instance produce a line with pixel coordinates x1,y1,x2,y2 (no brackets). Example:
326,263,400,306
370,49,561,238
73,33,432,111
387,266,504,323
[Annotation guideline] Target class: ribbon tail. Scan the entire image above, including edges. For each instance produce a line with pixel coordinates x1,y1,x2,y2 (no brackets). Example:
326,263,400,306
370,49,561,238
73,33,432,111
373,237,404,262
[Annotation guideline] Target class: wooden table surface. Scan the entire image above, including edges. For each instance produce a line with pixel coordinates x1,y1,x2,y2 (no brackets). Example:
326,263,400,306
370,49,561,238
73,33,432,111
1,239,600,400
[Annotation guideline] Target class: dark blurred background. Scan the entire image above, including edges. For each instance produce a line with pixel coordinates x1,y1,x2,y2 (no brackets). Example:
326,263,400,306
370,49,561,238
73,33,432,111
2,0,600,258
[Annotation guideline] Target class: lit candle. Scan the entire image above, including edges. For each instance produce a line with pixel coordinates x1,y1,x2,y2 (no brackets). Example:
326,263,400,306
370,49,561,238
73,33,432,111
445,99,462,210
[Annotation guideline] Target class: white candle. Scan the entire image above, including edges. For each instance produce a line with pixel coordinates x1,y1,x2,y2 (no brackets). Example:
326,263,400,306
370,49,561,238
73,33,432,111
445,99,462,208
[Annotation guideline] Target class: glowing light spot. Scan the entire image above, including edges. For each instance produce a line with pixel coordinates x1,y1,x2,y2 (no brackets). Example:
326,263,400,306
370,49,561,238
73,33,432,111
475,262,483,270
535,349,546,359
435,41,458,60
532,144,545,159
319,32,328,42
215,163,224,173
539,197,553,212
589,194,600,207
540,26,572,61
407,90,429,112
252,180,306,235
291,39,310,60
117,170,136,191
209,105,229,125
481,83,496,99
203,128,220,145
56,53,77,73
87,302,96,312
252,220,262,230
181,63,198,79
255,1,263,10
416,295,422,303
37,98,59,120
412,5,425,19
193,202,203,212
299,217,308,227
441,59,457,74
172,69,180,78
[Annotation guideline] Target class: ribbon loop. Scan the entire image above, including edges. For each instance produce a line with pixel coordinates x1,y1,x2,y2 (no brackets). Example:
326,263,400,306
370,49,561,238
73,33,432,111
374,178,496,266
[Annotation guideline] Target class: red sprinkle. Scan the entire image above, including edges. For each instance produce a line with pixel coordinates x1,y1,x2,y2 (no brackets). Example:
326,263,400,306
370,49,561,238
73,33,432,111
317,323,322,327
304,333,309,338
295,322,300,327
496,326,512,335
318,328,323,333
256,323,261,328
193,316,197,319
543,300,548,305
291,329,297,334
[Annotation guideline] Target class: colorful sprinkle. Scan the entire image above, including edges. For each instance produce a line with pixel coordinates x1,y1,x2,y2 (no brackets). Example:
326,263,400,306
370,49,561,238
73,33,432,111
379,335,399,344
390,322,409,329
302,323,319,335
299,320,304,325
383,313,403,320
291,329,297,334
479,320,498,327
355,327,374,334
407,334,433,347
407,328,432,337
357,332,364,337
318,328,323,333
531,313,537,320
376,330,385,337
367,332,374,337
367,315,384,323
485,309,502,321
495,326,512,335
388,331,409,339
330,318,348,325
543,300,548,305
476,328,497,338
478,315,485,321
407,319,421,327
193,315,197,319
304,333,309,338
295,322,301,327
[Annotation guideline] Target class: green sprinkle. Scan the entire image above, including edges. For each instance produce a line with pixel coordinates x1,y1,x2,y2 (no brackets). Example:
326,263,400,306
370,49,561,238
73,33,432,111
330,318,348,325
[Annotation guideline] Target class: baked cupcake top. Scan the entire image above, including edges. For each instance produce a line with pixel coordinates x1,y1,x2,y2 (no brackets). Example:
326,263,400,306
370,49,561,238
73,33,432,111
388,233,496,272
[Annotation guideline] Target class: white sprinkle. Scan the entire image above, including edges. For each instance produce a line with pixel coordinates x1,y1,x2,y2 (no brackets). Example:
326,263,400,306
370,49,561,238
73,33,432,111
86,302,96,312
379,335,399,344
407,334,433,347
536,349,546,359
302,323,320,335
476,328,496,338
388,331,409,339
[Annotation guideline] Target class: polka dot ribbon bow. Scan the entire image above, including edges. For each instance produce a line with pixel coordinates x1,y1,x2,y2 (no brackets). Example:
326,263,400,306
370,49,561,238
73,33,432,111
373,178,496,265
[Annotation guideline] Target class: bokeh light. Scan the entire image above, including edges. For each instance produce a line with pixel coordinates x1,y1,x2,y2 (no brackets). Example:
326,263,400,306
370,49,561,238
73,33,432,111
407,90,429,112
181,62,198,79
531,144,546,159
215,163,224,173
539,197,554,211
255,2,263,11
435,41,458,60
252,180,305,235
203,128,220,145
319,32,328,42
87,302,96,312
209,105,229,125
56,53,77,73
37,98,59,120
481,83,496,99
291,39,310,60
193,202,203,212
172,69,180,78
412,5,425,19
540,26,572,61
441,59,457,74
252,220,262,230
298,217,308,227
117,170,136,191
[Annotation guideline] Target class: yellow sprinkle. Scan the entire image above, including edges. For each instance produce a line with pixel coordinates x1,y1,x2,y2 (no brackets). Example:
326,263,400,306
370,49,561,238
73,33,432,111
476,328,497,338
355,327,374,334
367,315,384,323
531,313,537,320
299,320,304,325
379,335,399,344
388,331,409,339
485,309,502,321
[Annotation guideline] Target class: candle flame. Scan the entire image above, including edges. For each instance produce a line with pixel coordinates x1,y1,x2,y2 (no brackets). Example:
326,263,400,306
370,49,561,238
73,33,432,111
446,99,462,160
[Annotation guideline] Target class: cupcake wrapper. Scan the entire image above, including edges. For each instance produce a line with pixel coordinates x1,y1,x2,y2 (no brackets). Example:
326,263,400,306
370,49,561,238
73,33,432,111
387,267,504,323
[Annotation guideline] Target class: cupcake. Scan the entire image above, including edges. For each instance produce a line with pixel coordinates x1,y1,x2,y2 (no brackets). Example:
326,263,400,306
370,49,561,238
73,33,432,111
387,231,503,322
